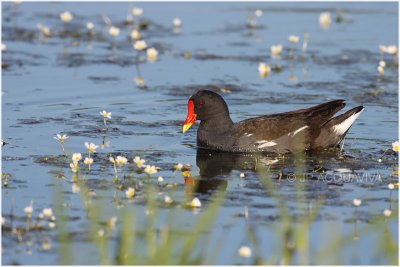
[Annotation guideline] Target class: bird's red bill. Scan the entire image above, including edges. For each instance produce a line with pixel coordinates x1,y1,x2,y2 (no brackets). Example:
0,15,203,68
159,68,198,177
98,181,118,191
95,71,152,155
183,100,197,133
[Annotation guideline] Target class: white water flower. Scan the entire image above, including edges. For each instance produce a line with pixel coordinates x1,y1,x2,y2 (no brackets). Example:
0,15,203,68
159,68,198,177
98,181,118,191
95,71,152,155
144,165,158,175
190,197,201,208
109,26,120,37
255,9,263,17
86,22,94,31
37,24,51,37
60,11,73,23
392,141,399,152
377,65,384,75
158,176,164,182
125,187,135,199
85,142,99,153
130,29,141,40
147,47,158,62
388,183,395,190
100,110,111,119
132,7,143,16
238,246,252,258
72,153,82,163
133,40,147,50
72,183,80,193
133,156,145,168
24,205,33,216
270,45,283,57
115,156,128,166
54,134,69,143
173,18,182,28
48,222,56,229
174,163,183,171
164,195,173,204
134,76,146,87
84,157,93,165
70,162,79,173
319,12,332,28
288,35,300,43
352,198,362,207
379,60,386,68
383,209,392,217
258,62,271,77
240,172,245,178
42,208,53,218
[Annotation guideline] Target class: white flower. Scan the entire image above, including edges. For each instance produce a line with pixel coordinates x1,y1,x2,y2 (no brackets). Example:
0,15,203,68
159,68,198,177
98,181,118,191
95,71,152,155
377,65,384,75
238,246,252,258
86,22,94,31
352,198,362,207
24,205,33,215
190,197,201,208
144,165,158,175
379,60,386,68
72,183,80,193
147,48,158,62
164,195,173,204
388,183,395,190
255,9,263,17
173,18,182,27
84,157,93,165
158,176,164,182
54,134,69,143
48,222,56,229
60,11,73,23
109,26,120,37
392,141,399,152
132,7,143,16
133,156,145,168
72,153,82,163
98,229,105,237
134,76,146,87
1,43,6,52
383,209,392,217
130,29,141,40
70,162,79,173
174,163,183,171
100,110,112,119
109,156,115,163
115,156,128,166
270,45,283,57
133,40,147,51
319,12,332,28
258,62,271,77
288,35,300,43
125,187,135,199
240,172,245,178
42,208,53,218
108,216,117,229
85,142,99,153
385,45,398,55
37,24,51,37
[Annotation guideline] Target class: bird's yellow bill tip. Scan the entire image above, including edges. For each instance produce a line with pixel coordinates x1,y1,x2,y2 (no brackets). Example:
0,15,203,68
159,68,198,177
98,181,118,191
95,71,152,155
182,123,194,133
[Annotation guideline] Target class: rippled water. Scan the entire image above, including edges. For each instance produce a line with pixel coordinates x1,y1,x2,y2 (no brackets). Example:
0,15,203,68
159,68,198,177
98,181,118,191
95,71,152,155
1,2,398,265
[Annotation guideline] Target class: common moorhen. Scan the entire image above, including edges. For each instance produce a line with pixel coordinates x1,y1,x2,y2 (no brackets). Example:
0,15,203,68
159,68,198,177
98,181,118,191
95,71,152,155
183,90,364,153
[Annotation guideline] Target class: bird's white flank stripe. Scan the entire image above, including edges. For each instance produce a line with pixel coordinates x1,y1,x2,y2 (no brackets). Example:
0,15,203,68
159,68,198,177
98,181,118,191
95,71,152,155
288,125,309,137
257,140,277,148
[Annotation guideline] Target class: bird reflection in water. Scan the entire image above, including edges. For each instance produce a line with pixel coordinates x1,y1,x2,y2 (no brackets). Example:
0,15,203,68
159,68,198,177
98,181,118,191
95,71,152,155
184,147,362,196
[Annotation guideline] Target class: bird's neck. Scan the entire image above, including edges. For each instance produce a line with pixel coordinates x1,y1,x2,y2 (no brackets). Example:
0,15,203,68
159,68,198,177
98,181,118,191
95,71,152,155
199,113,234,132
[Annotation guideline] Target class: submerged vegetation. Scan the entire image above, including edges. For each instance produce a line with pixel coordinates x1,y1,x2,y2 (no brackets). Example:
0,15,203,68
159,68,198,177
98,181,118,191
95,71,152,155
1,1,398,265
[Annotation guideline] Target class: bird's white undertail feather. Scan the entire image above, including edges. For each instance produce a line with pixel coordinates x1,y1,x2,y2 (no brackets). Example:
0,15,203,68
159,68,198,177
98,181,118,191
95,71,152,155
332,108,364,135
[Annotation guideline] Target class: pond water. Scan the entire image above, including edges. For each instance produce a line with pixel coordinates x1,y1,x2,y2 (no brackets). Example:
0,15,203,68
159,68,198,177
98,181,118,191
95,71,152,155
1,2,398,265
